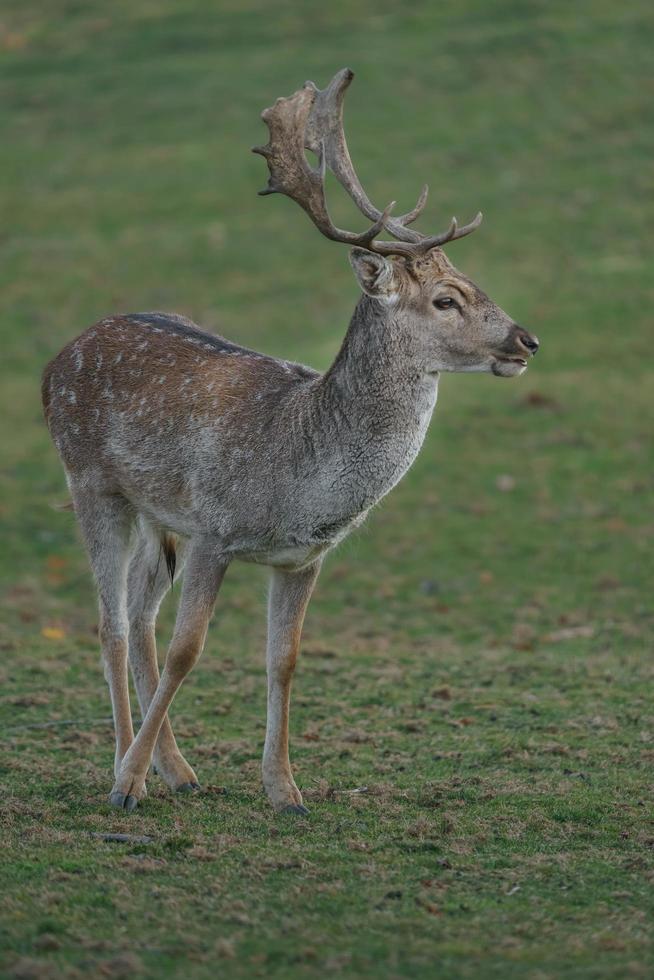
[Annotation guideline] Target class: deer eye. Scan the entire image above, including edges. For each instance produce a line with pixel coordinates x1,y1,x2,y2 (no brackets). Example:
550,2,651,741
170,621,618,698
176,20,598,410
434,297,457,310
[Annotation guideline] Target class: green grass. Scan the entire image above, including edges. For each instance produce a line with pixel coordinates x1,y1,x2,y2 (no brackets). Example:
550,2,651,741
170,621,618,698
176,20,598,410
1,1,653,977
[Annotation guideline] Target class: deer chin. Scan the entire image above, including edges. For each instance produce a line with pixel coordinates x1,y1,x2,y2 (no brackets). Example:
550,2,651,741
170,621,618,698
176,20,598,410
491,356,528,378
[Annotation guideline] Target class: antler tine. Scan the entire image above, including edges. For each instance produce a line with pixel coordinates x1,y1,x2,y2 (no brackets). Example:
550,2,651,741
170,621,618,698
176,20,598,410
357,198,397,249
414,210,484,253
400,184,429,227
450,210,484,239
304,68,424,244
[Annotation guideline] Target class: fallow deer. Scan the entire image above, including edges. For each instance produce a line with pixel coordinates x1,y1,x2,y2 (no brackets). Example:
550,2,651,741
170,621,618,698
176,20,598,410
42,69,539,814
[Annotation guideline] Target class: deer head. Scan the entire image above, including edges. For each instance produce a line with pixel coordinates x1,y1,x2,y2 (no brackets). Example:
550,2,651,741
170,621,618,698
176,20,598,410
254,68,538,377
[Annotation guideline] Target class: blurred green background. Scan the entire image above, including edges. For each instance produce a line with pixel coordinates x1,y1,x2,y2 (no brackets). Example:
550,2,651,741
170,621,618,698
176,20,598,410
1,2,653,978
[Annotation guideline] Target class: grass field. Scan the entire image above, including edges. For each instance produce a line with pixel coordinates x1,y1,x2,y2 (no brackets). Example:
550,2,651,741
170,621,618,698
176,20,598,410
1,1,653,977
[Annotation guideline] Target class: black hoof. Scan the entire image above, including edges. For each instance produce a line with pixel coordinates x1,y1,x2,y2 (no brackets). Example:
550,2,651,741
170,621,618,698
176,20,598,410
176,781,201,793
109,792,138,812
281,803,309,816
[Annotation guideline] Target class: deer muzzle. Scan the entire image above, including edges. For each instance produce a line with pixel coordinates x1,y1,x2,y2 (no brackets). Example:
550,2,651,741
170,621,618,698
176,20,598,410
491,325,540,377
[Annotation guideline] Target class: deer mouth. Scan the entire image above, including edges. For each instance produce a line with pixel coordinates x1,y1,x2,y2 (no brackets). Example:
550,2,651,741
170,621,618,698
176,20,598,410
491,355,528,377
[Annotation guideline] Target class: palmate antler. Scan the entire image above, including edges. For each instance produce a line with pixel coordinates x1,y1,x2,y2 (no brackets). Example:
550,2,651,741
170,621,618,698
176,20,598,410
253,68,482,259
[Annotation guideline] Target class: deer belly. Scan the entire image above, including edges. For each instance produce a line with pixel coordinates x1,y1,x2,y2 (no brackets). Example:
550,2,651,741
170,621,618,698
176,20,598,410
246,542,330,568
238,510,368,569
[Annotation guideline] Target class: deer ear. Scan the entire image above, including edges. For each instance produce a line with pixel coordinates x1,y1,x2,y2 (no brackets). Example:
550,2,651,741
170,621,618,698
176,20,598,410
349,248,396,299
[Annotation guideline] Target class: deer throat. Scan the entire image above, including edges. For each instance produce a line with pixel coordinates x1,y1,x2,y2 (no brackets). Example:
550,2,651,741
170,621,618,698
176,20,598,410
317,370,439,523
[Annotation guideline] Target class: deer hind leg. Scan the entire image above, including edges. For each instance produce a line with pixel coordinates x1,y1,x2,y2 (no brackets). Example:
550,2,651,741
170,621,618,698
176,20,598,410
110,539,227,811
71,487,135,781
263,560,321,814
127,523,200,792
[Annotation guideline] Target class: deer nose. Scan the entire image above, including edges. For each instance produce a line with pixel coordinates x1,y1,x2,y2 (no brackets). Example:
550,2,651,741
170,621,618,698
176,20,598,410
516,328,539,355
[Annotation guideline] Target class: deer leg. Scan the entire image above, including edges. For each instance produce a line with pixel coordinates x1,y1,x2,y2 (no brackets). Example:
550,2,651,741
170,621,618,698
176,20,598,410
71,488,135,780
263,560,321,814
127,526,200,793
110,540,227,811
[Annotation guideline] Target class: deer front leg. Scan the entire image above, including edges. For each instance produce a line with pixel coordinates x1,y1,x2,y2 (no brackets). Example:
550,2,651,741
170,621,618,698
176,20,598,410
110,541,227,811
263,560,321,814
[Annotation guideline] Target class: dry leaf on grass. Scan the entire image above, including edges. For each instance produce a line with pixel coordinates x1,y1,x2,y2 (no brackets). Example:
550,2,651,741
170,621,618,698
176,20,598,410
495,474,516,492
40,627,66,641
545,625,595,642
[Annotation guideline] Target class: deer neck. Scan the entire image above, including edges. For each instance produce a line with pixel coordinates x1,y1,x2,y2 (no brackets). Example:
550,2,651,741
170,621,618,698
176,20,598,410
315,295,439,509
324,294,438,417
